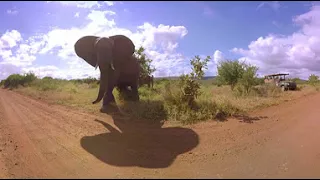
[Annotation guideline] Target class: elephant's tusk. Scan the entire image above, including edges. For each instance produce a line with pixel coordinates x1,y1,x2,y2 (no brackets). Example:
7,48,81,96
95,54,100,70
111,63,115,71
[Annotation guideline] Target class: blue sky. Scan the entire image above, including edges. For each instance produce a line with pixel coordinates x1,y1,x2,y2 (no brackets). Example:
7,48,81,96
0,1,320,80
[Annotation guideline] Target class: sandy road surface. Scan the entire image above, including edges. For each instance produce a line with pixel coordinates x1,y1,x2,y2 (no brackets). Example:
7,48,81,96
0,89,320,178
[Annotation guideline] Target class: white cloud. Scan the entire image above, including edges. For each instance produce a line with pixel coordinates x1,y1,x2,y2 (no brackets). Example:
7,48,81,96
7,9,18,15
104,1,115,6
0,5,191,80
55,1,101,9
74,12,80,18
22,65,59,78
0,30,38,67
34,9,189,78
256,1,281,11
50,1,115,9
0,30,22,49
213,50,224,65
232,5,320,79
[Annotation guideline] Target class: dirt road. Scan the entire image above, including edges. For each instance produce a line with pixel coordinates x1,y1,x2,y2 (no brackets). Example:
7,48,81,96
0,89,320,178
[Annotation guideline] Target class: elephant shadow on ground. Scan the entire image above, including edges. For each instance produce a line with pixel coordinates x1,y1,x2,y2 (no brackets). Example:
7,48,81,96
80,101,200,169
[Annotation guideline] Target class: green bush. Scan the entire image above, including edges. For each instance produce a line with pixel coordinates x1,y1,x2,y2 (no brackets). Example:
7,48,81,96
308,74,319,87
216,60,245,90
3,72,37,89
217,59,261,97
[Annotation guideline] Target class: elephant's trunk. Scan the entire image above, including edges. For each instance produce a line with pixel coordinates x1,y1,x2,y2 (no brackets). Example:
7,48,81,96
92,38,114,104
92,69,109,104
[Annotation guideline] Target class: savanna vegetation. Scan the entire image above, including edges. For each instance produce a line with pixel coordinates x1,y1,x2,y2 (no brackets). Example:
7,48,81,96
1,47,319,125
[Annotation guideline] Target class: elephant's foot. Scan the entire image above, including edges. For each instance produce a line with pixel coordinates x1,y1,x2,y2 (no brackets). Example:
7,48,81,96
100,103,119,114
129,94,140,102
119,89,139,102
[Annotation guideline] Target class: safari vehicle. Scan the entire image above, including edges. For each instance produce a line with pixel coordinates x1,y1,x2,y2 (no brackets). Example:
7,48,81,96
264,73,297,91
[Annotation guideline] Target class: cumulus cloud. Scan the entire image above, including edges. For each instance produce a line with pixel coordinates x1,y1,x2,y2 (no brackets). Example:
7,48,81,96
232,5,320,79
213,50,224,65
0,30,39,67
48,1,115,9
35,9,189,79
0,30,22,48
7,9,18,15
0,4,190,80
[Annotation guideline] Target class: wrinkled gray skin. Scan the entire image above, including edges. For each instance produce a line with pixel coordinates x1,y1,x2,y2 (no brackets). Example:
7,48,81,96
139,75,154,89
74,35,140,111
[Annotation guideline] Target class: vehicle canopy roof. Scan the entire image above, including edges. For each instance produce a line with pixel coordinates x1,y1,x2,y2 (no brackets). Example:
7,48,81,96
264,73,289,78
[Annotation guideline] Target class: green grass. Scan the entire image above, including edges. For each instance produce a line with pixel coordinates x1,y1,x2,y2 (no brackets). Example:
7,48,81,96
7,77,318,125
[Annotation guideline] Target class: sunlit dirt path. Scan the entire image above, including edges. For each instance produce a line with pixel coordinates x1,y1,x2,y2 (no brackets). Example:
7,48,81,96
0,89,319,178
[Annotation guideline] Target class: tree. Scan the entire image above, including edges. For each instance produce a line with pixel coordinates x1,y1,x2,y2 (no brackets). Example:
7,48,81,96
238,64,259,94
308,74,319,86
179,55,211,107
216,59,245,90
134,46,156,78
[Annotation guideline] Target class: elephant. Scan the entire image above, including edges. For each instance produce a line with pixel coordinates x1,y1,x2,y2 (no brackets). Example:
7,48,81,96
74,35,140,112
139,75,154,89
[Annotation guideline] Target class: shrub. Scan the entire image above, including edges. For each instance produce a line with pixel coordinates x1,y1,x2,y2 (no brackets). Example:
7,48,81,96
235,64,259,96
3,72,37,89
217,59,260,97
134,46,156,78
308,74,319,87
159,55,241,124
216,60,245,90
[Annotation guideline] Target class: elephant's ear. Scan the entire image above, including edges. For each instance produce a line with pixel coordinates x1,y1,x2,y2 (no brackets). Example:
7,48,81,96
109,35,135,61
74,36,100,67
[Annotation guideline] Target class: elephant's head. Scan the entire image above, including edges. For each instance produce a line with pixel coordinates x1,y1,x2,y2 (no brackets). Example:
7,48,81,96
74,35,135,104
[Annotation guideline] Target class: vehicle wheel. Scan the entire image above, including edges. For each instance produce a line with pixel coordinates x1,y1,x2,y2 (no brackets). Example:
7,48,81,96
281,86,286,91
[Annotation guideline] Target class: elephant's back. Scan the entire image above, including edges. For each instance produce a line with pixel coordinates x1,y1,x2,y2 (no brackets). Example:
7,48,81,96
74,36,99,67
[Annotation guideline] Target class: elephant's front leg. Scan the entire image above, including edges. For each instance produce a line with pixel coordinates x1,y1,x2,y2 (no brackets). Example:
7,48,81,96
130,83,140,102
100,86,118,113
100,72,119,113
102,86,116,105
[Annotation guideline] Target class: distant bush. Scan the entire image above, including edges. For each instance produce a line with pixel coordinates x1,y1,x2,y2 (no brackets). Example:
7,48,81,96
3,72,37,89
308,74,319,87
217,59,260,97
159,55,241,124
42,76,53,80
216,60,245,90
